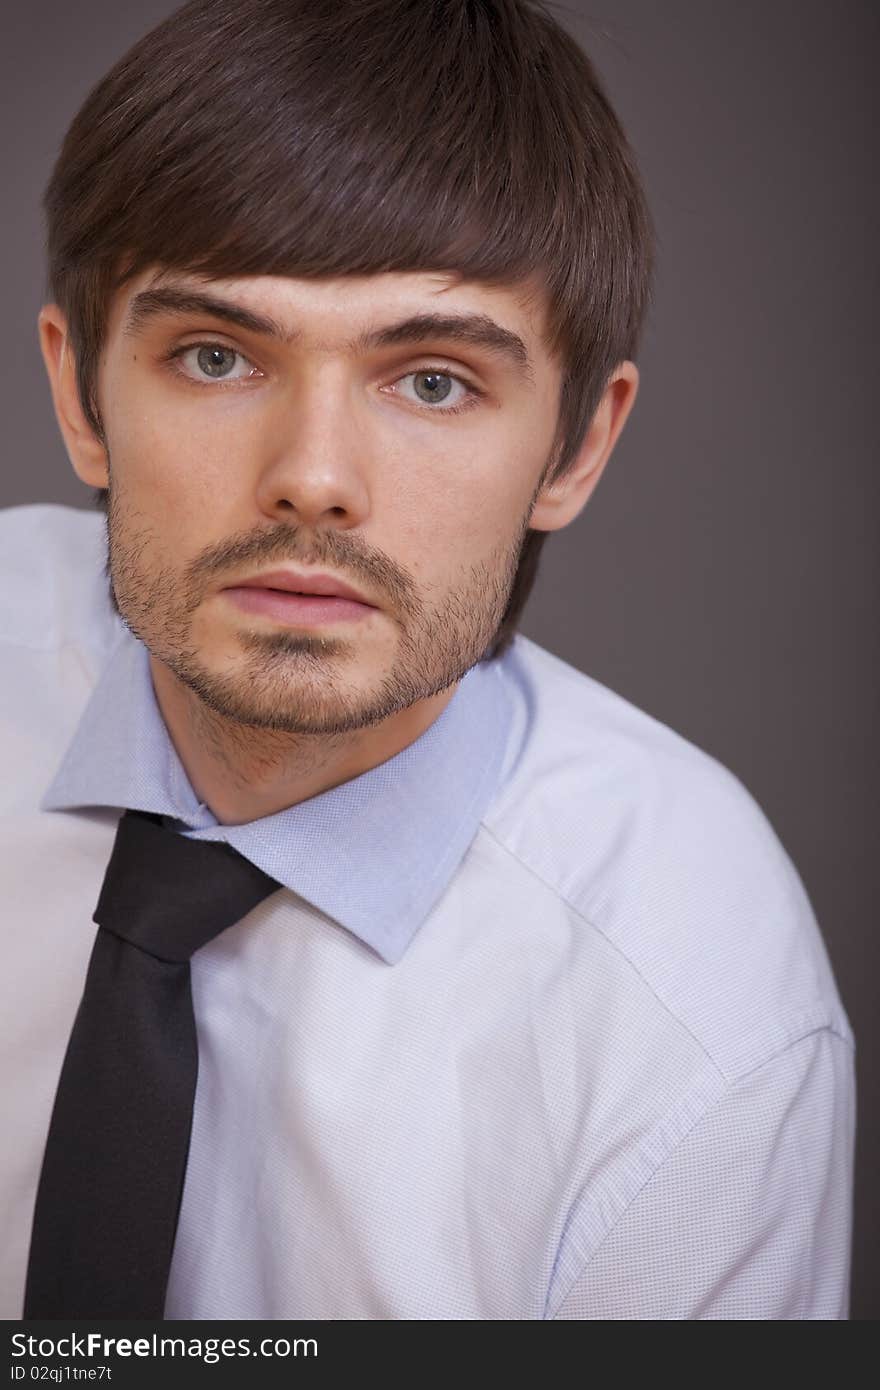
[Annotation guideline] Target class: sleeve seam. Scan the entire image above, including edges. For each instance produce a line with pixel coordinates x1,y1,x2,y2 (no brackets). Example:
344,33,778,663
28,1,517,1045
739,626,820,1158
547,1027,846,1319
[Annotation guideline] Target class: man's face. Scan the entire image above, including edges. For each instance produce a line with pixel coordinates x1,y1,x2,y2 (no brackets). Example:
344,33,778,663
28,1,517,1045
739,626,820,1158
87,268,564,735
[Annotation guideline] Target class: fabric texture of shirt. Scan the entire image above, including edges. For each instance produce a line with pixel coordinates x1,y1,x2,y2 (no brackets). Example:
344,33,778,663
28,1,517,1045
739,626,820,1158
0,502,856,1319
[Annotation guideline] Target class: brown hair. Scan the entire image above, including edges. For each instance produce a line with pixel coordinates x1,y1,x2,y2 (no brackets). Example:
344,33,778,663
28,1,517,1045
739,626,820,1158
44,0,655,659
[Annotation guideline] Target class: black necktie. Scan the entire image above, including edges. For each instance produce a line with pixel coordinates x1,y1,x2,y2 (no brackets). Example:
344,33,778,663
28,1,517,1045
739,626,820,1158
23,808,281,1319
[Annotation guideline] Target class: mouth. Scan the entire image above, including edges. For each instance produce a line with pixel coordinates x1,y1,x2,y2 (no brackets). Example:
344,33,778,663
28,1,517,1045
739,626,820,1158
221,584,378,628
220,564,380,628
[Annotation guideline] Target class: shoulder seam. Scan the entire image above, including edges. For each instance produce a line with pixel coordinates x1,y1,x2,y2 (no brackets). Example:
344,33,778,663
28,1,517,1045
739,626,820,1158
476,819,849,1083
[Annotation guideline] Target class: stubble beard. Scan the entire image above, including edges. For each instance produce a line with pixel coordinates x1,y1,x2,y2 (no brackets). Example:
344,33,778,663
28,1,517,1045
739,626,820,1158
104,481,531,738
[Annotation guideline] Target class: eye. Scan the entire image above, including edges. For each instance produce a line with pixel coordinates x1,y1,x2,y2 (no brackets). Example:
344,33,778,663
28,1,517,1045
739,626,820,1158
392,369,481,415
169,342,260,383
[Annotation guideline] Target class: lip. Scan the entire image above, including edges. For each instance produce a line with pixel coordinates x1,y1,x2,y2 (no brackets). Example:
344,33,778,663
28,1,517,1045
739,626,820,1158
227,568,376,606
222,587,376,627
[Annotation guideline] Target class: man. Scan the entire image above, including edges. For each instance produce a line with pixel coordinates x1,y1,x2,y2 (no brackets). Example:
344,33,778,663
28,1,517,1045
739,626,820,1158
0,0,854,1320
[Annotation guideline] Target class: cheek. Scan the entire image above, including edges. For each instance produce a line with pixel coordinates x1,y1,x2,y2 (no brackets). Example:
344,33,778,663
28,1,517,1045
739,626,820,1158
107,378,252,516
384,463,534,590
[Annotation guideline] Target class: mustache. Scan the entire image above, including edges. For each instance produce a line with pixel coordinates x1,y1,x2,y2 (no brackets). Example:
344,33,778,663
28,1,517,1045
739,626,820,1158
193,529,410,606
104,499,415,616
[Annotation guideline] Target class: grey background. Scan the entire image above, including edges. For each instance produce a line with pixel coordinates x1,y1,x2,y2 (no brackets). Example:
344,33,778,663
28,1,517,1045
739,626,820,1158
2,0,876,1317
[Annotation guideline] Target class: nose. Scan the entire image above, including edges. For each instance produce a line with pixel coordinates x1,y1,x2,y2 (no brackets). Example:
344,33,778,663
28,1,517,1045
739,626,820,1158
252,371,372,530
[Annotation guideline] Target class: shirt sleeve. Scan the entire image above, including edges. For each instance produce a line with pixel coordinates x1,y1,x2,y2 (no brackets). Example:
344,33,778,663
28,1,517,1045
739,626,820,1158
551,1027,856,1319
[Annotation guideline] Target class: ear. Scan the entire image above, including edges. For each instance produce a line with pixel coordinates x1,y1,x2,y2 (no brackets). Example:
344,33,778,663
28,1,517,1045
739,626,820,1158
529,361,639,532
38,303,109,488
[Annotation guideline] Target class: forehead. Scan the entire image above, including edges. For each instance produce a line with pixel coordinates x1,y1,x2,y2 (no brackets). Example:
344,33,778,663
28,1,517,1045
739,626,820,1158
107,265,556,366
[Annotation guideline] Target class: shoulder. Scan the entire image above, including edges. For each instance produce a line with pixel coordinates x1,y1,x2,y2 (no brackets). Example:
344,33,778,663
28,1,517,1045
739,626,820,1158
485,634,854,1079
0,502,116,655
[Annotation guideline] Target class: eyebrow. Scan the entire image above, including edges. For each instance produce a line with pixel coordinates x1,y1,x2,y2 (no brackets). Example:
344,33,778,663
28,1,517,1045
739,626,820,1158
123,285,535,384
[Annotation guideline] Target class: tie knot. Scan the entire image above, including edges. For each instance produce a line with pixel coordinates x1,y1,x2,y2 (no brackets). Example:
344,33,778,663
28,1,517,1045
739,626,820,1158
93,809,282,962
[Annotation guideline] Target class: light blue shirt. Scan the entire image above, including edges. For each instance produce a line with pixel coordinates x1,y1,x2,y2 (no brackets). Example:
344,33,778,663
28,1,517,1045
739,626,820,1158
0,504,857,1318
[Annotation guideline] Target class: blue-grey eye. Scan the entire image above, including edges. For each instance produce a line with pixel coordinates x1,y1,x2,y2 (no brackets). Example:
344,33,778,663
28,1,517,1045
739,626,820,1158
412,371,453,405
197,345,237,378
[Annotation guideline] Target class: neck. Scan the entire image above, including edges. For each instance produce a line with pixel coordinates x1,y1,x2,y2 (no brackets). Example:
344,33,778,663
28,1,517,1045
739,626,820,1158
149,655,459,825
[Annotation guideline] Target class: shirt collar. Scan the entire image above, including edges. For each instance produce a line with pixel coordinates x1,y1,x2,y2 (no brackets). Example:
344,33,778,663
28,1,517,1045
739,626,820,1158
41,625,514,964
